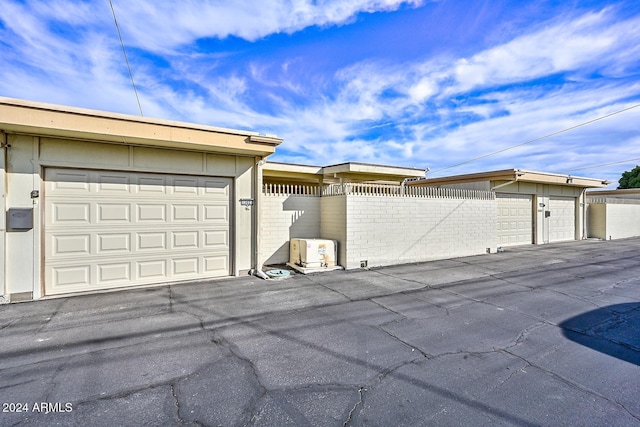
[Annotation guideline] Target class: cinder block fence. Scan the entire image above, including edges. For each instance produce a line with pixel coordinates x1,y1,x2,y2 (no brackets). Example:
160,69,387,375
261,183,497,269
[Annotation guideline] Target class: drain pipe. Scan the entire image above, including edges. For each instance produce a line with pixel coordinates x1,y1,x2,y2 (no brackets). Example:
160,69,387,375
581,188,587,240
252,156,269,280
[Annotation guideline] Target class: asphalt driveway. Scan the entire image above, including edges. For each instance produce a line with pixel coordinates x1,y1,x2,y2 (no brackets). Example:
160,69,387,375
1,238,639,426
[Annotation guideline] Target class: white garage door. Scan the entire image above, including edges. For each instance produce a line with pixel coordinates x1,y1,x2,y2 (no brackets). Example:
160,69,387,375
497,193,533,246
549,196,575,242
44,168,231,295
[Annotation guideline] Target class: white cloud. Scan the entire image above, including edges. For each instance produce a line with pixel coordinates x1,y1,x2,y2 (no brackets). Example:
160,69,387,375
451,8,639,93
107,0,424,52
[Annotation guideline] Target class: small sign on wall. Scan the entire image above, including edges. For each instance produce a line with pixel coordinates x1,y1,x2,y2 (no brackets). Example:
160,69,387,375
240,198,255,207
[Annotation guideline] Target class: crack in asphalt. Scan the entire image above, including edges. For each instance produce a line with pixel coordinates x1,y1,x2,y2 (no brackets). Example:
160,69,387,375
168,286,174,314
207,330,269,425
170,383,183,424
0,317,21,331
35,299,66,334
343,386,365,427
43,353,75,403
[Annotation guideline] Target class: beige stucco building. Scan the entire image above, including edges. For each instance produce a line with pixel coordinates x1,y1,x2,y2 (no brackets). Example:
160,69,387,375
1,97,621,303
1,97,281,302
408,169,608,246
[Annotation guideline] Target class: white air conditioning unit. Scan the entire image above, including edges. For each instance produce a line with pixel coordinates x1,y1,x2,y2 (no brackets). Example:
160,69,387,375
290,239,338,268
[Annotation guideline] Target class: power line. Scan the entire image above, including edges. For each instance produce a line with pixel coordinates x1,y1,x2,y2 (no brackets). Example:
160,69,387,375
109,0,144,116
568,157,640,172
429,103,640,176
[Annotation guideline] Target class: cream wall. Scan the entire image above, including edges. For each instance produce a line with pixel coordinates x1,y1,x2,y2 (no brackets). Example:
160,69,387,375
261,193,321,265
587,204,607,239
320,195,347,267
343,195,496,269
4,135,258,300
588,203,640,240
5,135,39,299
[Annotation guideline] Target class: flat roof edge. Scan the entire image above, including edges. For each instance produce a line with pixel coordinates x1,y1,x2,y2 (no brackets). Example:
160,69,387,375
0,97,278,140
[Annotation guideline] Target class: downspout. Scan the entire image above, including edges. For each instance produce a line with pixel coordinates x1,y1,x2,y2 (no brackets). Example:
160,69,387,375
251,156,269,280
583,190,587,240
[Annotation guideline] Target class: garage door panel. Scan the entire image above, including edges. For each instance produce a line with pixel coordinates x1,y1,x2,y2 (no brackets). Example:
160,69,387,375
137,204,167,222
98,233,131,253
204,230,228,247
137,232,167,251
173,258,199,275
53,265,91,288
173,204,199,221
137,175,167,192
172,231,199,249
51,203,91,224
205,256,229,274
48,170,91,192
96,173,131,193
204,178,230,191
204,205,229,221
138,260,167,279
98,263,131,284
45,168,232,295
98,203,131,222
174,178,199,193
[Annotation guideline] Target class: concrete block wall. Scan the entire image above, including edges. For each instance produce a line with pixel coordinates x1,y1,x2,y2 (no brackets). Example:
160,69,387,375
344,195,497,269
261,193,321,265
588,202,640,240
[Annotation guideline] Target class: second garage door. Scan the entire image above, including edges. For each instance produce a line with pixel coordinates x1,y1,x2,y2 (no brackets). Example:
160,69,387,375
549,196,575,242
44,168,232,296
497,193,533,246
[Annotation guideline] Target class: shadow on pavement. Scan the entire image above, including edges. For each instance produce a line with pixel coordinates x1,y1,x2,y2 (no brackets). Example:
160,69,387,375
560,303,640,366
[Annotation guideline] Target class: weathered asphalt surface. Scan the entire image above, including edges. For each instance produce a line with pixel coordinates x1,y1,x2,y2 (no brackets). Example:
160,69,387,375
1,238,639,426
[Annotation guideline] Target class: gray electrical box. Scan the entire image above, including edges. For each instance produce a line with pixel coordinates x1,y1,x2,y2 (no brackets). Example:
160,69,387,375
7,208,34,230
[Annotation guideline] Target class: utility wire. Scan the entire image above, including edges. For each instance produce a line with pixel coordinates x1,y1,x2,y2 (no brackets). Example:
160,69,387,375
568,157,640,172
429,103,640,176
109,0,144,116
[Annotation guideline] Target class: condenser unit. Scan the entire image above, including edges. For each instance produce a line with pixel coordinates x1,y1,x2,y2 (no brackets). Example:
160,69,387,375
289,239,338,268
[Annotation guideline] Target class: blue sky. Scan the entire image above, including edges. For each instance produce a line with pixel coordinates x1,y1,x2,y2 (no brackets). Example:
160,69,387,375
1,0,639,185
